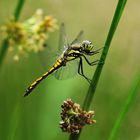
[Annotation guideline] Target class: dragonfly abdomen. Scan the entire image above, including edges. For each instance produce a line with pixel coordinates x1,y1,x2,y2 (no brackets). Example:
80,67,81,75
24,59,63,97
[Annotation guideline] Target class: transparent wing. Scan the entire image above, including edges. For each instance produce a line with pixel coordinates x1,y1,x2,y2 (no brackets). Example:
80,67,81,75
54,29,84,80
39,47,79,80
38,23,68,71
39,23,83,80
38,45,57,71
58,23,69,53
71,30,84,45
54,59,79,80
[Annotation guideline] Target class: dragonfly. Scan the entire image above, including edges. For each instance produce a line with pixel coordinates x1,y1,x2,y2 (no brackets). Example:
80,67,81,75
24,23,101,97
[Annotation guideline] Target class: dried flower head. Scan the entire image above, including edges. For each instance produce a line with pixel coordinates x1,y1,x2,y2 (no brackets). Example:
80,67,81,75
0,9,58,61
60,99,96,134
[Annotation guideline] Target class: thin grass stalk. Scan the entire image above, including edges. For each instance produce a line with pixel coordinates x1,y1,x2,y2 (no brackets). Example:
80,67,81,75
14,0,25,21
0,0,25,67
83,0,127,111
108,73,140,140
0,39,9,67
69,0,127,140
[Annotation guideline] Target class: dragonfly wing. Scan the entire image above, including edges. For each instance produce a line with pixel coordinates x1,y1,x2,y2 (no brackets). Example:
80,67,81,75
54,26,84,80
58,23,69,52
54,59,79,80
39,24,84,80
70,30,84,45
38,45,58,71
38,23,68,74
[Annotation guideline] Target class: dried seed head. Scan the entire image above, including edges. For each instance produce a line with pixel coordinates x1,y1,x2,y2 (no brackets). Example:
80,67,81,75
59,99,96,134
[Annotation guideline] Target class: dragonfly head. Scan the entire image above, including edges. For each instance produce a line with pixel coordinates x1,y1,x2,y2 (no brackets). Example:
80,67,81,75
81,40,93,52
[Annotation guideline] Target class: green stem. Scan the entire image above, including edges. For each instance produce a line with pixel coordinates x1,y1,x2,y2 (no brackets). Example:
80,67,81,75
69,133,81,140
14,0,25,21
0,39,9,66
83,0,127,111
69,0,127,140
108,73,140,140
0,0,25,67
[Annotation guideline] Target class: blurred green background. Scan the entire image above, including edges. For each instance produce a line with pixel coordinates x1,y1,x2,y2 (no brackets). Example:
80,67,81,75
0,0,140,140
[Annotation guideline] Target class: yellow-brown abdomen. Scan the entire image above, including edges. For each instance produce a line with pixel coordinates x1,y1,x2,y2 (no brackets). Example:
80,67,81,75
24,59,63,97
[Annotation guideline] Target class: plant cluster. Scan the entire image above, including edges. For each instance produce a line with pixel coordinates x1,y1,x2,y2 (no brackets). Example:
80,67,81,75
0,9,57,61
60,99,96,134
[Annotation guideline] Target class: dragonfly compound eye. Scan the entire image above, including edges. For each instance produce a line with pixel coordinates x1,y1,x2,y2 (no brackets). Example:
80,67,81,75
82,40,93,51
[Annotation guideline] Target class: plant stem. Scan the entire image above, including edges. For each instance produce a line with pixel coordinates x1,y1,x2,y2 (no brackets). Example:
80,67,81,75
83,0,127,111
69,133,81,140
0,39,9,66
69,0,127,140
0,0,25,67
14,0,25,21
108,73,140,140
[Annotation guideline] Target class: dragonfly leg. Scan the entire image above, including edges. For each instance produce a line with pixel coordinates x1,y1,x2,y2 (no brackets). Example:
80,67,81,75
82,55,100,66
78,57,91,83
89,47,103,55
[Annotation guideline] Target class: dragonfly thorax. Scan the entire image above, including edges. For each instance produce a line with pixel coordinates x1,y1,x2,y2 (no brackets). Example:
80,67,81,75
81,40,93,53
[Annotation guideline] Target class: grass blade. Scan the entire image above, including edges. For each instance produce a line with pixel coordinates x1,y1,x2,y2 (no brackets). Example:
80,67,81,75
108,73,140,140
0,39,9,67
69,0,127,139
14,0,26,21
83,0,127,110
0,0,25,67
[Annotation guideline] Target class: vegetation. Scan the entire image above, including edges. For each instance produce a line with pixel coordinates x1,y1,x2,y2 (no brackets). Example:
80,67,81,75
0,0,139,140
